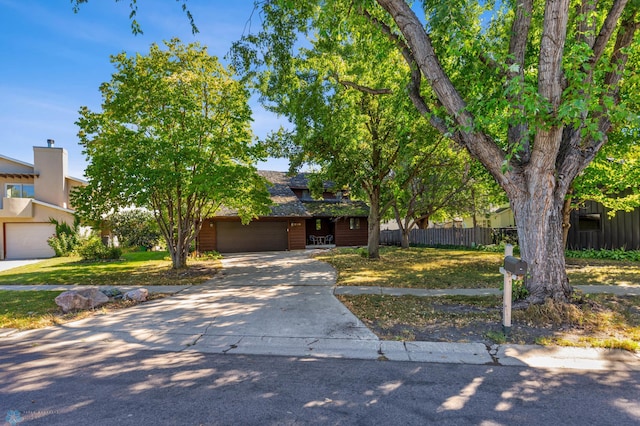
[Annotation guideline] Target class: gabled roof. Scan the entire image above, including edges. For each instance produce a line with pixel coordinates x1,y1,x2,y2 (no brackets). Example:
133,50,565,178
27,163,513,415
0,153,34,169
214,171,310,217
302,200,369,218
212,170,368,219
0,153,86,182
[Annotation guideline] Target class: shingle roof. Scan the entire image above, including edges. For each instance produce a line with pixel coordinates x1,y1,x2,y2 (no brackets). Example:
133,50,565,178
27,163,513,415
212,170,368,219
302,200,369,218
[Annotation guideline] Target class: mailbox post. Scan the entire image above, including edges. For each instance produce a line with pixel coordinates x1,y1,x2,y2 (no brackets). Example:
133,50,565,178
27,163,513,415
499,244,527,335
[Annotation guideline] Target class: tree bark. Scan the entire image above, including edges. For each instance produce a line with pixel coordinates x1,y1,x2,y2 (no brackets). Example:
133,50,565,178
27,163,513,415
367,187,381,259
392,203,411,249
509,177,573,304
561,193,573,248
374,0,636,303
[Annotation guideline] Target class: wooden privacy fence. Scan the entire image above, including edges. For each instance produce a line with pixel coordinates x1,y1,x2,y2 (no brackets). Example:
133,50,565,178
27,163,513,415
380,227,493,247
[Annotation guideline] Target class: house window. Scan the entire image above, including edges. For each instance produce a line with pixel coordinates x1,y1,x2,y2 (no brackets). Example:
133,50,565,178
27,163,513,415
316,219,322,231
349,218,360,230
301,189,311,199
5,184,34,198
579,213,602,231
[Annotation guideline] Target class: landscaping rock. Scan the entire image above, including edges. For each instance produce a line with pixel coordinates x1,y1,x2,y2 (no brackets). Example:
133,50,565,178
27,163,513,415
124,288,149,302
55,289,109,313
100,287,123,299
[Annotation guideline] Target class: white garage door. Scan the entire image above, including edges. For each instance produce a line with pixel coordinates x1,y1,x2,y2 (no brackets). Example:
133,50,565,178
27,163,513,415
5,223,56,259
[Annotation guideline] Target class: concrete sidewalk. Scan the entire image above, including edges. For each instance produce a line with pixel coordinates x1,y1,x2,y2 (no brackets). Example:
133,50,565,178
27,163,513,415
1,251,639,371
334,284,640,296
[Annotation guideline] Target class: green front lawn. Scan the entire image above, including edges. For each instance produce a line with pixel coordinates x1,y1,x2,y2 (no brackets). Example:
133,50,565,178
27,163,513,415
316,247,640,288
0,290,170,330
0,290,61,329
0,251,220,286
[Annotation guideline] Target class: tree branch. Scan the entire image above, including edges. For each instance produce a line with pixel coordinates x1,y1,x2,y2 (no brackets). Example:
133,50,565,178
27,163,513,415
591,0,629,64
506,0,533,163
330,71,393,95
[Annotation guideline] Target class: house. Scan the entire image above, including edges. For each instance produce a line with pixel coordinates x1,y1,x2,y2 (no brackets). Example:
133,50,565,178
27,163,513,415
566,199,640,250
461,206,516,229
0,141,86,259
463,201,640,250
197,171,369,253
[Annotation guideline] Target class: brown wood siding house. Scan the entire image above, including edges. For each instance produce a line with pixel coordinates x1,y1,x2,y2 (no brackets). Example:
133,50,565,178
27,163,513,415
197,171,369,253
566,199,640,250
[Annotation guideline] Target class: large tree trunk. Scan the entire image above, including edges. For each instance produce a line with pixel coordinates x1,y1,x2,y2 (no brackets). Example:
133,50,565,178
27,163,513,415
367,188,381,259
375,0,635,303
510,177,573,304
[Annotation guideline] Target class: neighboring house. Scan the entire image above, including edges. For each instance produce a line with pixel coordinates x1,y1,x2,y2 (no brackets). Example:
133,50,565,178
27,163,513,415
0,141,86,259
197,171,369,253
461,201,640,250
383,206,516,231
566,200,640,250
462,206,516,229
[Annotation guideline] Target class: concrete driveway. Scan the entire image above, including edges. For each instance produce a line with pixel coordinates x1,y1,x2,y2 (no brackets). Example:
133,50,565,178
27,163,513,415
0,259,45,272
4,251,639,368
6,251,379,356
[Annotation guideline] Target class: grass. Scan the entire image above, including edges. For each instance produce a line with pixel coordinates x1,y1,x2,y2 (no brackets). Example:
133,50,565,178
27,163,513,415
317,247,503,288
324,247,640,351
336,293,640,351
316,246,640,288
0,251,220,286
0,290,170,330
0,251,219,329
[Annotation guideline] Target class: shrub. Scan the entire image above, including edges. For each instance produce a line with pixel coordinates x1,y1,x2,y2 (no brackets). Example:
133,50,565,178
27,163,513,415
500,278,529,302
47,217,80,257
76,236,122,261
565,248,640,262
197,250,222,260
108,208,161,250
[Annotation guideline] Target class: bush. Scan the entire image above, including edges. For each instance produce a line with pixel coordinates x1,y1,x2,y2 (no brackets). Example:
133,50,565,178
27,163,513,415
500,278,529,302
109,209,161,250
565,248,640,262
197,250,222,260
47,217,80,257
76,236,122,261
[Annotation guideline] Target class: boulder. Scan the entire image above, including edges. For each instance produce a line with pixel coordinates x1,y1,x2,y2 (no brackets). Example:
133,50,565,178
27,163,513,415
55,288,109,313
124,288,149,302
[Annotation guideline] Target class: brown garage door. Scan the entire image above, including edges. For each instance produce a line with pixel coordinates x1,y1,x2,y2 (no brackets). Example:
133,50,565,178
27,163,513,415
216,221,288,253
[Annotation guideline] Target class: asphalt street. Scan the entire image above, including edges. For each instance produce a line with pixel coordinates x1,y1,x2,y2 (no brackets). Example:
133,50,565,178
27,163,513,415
1,344,639,426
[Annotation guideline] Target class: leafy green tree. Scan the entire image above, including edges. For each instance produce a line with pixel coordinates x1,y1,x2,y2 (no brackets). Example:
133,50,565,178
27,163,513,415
235,0,639,304
250,15,440,258
73,40,271,269
389,147,505,249
109,208,161,250
562,101,640,244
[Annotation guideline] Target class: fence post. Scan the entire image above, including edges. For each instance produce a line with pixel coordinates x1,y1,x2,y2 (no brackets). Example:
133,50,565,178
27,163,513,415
500,244,514,336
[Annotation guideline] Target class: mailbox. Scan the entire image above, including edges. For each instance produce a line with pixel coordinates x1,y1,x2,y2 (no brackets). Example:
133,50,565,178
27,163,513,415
504,256,527,276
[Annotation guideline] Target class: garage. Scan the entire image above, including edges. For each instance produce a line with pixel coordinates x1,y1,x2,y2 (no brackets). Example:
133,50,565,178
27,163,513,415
216,221,288,253
5,223,56,259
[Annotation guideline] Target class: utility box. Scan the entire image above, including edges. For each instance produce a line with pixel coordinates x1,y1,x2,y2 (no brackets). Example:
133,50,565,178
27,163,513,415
504,256,527,276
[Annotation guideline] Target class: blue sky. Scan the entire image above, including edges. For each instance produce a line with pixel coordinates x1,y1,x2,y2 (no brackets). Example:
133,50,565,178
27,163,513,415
0,0,289,178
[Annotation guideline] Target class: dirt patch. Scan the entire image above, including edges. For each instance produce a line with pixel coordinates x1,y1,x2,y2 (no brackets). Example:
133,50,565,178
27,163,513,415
365,303,557,345
337,294,640,350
